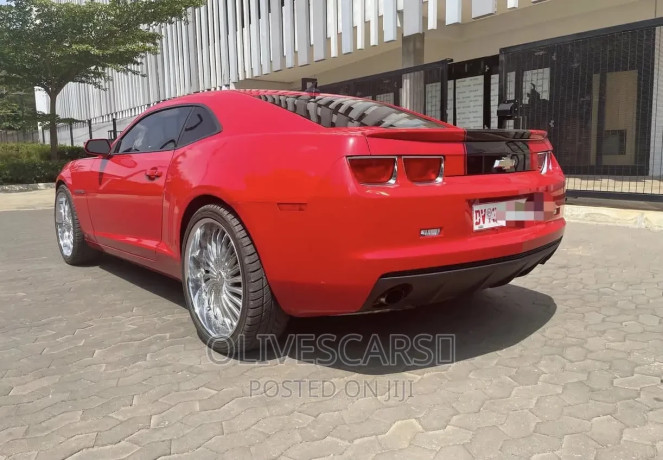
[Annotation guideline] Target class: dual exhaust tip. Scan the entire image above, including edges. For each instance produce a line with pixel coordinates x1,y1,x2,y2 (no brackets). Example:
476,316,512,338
372,284,413,309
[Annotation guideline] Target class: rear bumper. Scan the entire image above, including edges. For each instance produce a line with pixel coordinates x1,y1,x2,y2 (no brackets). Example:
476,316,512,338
358,238,562,312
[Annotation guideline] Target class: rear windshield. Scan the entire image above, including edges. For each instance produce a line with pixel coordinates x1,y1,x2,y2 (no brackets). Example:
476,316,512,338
254,94,444,129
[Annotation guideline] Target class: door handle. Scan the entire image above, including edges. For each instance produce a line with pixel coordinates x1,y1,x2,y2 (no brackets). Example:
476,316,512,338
145,168,162,180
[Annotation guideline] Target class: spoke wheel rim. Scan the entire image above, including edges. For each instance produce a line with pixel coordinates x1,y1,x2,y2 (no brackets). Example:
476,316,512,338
55,192,74,257
184,218,243,339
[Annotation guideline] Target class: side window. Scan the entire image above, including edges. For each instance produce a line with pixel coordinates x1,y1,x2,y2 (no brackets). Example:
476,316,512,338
178,106,221,146
116,107,192,154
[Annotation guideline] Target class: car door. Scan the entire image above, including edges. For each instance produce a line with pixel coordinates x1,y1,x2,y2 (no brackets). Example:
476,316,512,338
88,106,192,260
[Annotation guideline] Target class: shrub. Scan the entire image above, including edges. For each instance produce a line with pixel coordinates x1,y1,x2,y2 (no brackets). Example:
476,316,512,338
0,143,86,185
0,143,87,162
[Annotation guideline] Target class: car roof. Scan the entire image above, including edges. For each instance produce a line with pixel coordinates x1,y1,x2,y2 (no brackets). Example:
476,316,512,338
149,89,348,107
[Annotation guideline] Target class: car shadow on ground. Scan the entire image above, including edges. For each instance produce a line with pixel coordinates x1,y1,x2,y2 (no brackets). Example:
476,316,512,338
276,285,556,375
97,254,186,308
97,254,556,375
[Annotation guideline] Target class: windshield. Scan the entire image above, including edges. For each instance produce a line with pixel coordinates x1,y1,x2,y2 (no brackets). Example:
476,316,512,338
254,93,445,129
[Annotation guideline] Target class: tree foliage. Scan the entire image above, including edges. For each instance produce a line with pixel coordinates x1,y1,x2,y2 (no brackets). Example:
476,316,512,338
0,86,39,131
0,0,204,158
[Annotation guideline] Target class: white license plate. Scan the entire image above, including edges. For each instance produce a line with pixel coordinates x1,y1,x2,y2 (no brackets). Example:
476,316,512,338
473,202,507,231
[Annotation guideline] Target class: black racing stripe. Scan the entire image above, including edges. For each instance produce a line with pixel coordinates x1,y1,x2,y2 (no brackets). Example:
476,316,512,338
464,129,537,141
463,130,533,175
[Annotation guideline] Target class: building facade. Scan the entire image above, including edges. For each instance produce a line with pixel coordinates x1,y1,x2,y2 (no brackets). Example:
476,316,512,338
37,0,663,199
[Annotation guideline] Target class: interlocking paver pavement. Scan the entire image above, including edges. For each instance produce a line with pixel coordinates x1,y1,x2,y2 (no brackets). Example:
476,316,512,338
0,209,662,459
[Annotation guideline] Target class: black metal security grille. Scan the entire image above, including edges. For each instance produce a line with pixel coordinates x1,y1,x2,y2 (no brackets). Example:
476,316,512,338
500,20,663,200
318,60,451,123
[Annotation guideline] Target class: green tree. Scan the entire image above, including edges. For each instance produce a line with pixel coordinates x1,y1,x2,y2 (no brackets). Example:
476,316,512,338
0,85,40,132
0,0,204,159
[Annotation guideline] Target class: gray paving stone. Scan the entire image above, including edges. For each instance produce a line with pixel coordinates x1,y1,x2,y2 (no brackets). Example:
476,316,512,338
2,212,663,459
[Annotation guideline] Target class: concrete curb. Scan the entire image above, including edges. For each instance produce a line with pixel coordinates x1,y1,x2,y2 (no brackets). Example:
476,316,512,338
0,183,55,193
565,205,663,232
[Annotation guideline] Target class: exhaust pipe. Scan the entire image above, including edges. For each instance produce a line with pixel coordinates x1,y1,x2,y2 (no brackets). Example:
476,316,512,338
373,284,412,308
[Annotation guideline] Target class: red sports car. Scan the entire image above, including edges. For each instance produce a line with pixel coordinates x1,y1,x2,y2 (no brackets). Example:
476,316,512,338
55,89,565,352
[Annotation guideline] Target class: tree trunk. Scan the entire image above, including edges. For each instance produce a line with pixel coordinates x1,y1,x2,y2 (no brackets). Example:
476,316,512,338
49,94,58,161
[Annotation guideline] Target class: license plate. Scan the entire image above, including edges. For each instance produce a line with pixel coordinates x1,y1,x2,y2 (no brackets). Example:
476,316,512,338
473,202,506,231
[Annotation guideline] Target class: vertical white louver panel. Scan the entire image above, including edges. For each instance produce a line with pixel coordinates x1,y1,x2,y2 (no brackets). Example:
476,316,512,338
341,0,353,54
368,0,378,46
212,0,223,88
428,0,438,29
355,0,365,49
161,29,170,100
312,0,327,61
157,29,166,101
472,0,496,19
207,0,218,88
243,0,252,78
259,0,271,74
328,0,339,57
270,0,285,72
180,20,191,93
182,21,191,93
250,0,262,76
295,0,311,65
167,24,177,98
170,24,178,96
507,0,518,8
218,1,230,85
177,21,187,94
383,0,397,42
193,9,204,90
403,0,422,36
185,13,200,93
235,0,246,80
446,0,462,25
200,5,211,90
228,0,240,82
284,0,296,68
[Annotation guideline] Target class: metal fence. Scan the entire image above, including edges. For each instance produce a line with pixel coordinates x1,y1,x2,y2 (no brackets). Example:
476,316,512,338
41,117,134,147
319,60,451,123
317,22,663,201
0,129,38,144
500,19,663,201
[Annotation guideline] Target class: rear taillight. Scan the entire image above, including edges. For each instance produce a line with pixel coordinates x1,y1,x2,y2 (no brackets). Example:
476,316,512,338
348,157,397,185
403,157,444,183
533,151,551,174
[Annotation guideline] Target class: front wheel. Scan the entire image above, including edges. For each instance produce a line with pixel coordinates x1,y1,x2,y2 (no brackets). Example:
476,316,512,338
182,204,288,354
54,186,99,265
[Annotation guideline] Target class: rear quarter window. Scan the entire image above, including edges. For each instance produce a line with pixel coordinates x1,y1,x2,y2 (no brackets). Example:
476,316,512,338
255,94,444,129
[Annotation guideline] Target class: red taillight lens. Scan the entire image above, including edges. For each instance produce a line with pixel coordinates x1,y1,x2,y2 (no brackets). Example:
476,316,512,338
533,151,550,173
348,157,397,185
403,157,444,183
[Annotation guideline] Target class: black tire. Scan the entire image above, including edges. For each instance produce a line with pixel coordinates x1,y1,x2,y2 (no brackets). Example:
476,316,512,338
54,185,99,265
181,204,288,354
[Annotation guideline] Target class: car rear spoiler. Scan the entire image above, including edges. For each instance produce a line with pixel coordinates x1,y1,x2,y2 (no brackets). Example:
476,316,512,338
363,128,549,143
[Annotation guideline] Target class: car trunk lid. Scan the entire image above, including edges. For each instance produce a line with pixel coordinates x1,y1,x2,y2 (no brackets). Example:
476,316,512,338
363,128,551,176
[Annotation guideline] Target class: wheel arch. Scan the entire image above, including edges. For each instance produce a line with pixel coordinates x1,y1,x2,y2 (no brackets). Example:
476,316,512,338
178,194,247,256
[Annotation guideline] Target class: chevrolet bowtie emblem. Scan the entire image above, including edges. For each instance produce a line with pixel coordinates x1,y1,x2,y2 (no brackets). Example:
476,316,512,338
493,156,517,171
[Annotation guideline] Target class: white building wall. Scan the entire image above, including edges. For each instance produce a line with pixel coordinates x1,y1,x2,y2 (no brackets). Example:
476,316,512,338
46,0,663,153
52,0,455,124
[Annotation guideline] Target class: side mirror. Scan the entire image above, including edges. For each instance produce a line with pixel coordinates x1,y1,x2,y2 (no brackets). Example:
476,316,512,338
84,139,112,156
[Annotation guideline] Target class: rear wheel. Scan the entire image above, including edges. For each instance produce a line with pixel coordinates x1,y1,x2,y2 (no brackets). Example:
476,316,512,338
54,186,99,265
182,204,288,353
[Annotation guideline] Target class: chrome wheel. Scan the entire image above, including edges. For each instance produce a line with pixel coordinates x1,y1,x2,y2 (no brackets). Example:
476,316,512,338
55,192,74,257
184,218,243,338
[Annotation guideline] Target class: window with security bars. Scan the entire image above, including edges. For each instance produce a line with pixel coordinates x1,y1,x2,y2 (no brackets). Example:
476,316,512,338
500,22,663,197
318,60,450,123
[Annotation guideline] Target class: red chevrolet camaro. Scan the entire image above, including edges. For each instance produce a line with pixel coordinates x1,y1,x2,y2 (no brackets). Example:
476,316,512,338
55,89,565,352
